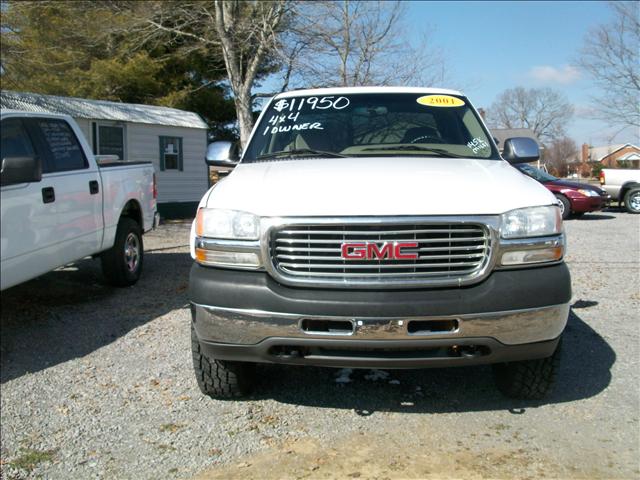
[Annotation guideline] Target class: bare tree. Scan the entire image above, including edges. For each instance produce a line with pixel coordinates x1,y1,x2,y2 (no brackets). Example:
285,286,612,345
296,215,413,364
133,1,288,147
545,136,577,177
213,1,287,145
280,1,446,89
577,1,639,128
487,87,574,144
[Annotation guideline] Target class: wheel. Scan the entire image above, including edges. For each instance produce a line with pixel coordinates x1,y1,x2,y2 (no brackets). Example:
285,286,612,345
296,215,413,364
624,188,640,214
101,217,143,286
492,338,562,400
554,194,570,220
191,324,255,398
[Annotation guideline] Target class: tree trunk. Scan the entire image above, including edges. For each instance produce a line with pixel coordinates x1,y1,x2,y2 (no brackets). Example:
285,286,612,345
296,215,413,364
235,88,254,148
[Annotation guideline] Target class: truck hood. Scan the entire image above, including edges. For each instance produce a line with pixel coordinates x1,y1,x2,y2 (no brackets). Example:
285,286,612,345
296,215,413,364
205,157,556,216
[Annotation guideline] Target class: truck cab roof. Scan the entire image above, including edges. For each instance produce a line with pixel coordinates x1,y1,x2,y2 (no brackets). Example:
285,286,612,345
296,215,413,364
273,86,464,99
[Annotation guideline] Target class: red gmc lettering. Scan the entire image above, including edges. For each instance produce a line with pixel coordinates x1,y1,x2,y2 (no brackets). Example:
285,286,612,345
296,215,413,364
394,242,419,259
341,242,418,260
367,243,393,259
341,243,367,259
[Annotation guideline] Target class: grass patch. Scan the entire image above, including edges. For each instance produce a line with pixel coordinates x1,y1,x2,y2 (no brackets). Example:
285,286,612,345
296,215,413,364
9,448,56,472
159,423,184,433
156,443,177,452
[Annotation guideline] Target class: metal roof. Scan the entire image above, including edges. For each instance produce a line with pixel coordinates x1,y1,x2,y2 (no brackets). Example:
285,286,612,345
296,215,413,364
0,90,208,129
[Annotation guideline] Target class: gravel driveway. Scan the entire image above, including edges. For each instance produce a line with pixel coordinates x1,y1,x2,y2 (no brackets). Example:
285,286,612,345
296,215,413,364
1,212,638,479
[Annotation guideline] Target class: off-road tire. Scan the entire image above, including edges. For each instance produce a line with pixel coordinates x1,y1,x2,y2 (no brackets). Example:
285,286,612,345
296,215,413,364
492,338,562,399
101,217,143,286
191,324,255,398
554,194,571,220
623,188,640,214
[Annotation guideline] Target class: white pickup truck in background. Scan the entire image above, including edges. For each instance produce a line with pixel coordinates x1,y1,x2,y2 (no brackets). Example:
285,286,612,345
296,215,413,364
1,110,158,290
599,168,640,213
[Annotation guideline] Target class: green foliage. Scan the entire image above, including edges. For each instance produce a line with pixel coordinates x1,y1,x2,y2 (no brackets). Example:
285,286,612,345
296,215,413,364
8,448,56,472
591,162,604,178
616,160,634,169
1,0,237,138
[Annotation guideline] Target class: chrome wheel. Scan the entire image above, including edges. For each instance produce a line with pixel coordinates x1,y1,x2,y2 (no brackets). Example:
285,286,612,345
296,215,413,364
630,191,640,211
555,194,570,220
124,232,140,273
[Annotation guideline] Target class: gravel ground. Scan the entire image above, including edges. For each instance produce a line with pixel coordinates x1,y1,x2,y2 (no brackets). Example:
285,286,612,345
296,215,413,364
1,211,638,479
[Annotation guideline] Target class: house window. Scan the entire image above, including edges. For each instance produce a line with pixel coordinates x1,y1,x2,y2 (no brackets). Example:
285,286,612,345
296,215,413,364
159,136,183,171
93,123,125,160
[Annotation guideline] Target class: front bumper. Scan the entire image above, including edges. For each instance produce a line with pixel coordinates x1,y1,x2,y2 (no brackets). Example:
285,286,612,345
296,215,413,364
190,263,571,368
570,194,611,213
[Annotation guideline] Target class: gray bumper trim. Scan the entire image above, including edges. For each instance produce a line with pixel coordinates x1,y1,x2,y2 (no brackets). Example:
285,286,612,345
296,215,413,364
192,303,570,347
197,336,561,369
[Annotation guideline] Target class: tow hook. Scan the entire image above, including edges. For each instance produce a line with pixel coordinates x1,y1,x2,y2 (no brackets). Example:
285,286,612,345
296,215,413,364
450,345,484,358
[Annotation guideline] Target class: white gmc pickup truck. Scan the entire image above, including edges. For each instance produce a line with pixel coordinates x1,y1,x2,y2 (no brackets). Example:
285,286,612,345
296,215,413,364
1,111,158,290
189,87,571,400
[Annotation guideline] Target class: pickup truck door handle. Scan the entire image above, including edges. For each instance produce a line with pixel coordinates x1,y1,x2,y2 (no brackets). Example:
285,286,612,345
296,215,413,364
89,180,100,195
42,187,55,204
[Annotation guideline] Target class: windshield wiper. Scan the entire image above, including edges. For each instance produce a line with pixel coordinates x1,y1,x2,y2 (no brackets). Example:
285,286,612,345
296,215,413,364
256,148,347,160
361,145,467,158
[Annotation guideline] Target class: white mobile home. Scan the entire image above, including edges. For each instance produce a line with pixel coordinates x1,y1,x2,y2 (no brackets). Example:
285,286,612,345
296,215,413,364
0,90,209,218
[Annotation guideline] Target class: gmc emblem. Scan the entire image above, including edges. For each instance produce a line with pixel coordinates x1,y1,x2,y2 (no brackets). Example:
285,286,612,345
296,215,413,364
341,242,419,260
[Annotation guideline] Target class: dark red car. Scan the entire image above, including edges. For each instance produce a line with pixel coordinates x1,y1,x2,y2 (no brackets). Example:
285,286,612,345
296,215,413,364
515,164,611,219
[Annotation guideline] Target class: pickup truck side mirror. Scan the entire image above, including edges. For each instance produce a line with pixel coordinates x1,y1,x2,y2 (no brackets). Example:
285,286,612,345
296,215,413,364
0,156,42,186
205,141,240,168
502,137,540,164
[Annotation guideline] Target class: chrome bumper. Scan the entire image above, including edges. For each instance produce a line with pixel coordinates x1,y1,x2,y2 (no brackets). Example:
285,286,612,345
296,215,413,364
192,303,570,346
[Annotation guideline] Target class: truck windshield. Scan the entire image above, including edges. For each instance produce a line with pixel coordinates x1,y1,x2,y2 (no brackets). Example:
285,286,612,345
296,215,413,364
243,93,500,162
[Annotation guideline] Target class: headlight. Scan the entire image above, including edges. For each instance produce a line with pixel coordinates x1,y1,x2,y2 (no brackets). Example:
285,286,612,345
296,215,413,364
500,246,564,265
577,189,599,197
500,206,562,239
195,249,261,268
196,208,259,240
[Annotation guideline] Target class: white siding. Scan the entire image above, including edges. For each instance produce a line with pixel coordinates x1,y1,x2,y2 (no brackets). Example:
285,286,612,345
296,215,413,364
126,123,208,203
73,117,92,149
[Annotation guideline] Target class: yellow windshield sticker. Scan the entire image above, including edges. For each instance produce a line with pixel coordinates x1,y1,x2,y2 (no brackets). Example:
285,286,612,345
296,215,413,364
416,95,465,107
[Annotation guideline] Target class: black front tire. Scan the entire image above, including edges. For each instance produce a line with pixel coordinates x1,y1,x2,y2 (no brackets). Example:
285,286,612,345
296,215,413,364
492,338,562,400
554,194,571,220
191,324,255,398
101,217,143,286
623,188,640,214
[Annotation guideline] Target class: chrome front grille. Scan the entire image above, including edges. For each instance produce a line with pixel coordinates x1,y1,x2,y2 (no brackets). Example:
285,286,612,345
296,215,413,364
268,221,493,288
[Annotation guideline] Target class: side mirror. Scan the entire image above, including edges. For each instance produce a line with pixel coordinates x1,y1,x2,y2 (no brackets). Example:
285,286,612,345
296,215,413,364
205,141,239,168
502,137,540,164
1,156,42,186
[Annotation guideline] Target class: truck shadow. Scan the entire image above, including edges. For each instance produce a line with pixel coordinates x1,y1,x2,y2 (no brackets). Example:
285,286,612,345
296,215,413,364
0,249,192,384
572,213,616,221
254,308,614,413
